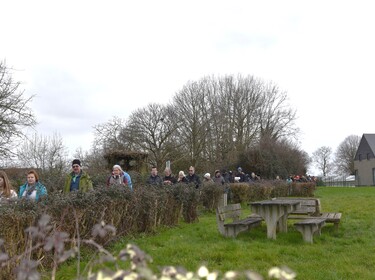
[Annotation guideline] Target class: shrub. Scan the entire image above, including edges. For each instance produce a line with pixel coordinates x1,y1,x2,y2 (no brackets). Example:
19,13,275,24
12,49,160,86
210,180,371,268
199,183,226,211
0,214,296,280
0,184,201,278
229,181,316,203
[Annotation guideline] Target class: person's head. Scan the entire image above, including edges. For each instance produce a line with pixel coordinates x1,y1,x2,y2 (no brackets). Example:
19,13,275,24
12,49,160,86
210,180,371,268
238,167,242,172
27,170,39,185
215,170,221,177
204,173,211,180
0,170,12,196
72,159,82,174
113,165,123,176
178,171,185,178
151,167,158,176
188,166,195,175
164,168,172,176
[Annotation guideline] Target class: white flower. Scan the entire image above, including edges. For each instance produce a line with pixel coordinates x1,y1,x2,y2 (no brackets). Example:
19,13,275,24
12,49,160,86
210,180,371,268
95,271,111,280
224,271,237,279
124,272,138,280
268,267,281,278
207,271,218,280
198,266,209,278
280,269,296,280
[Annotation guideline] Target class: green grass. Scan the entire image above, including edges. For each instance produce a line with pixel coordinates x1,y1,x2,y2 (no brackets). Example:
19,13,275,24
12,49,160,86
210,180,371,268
56,187,375,279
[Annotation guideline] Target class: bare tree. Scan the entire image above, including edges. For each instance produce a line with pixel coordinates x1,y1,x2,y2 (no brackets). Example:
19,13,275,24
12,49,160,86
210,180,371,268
92,116,127,152
173,79,212,168
17,133,68,172
312,146,333,176
89,74,302,176
258,82,297,142
172,74,298,171
0,61,36,157
335,135,360,175
215,75,262,154
125,103,181,168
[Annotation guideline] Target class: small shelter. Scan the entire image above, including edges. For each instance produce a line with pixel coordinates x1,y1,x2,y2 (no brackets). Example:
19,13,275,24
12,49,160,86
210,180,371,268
103,150,148,174
354,133,375,186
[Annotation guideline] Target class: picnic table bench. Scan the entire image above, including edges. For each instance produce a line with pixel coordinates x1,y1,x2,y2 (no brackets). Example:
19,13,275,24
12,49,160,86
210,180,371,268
278,197,342,231
216,203,262,238
275,197,342,243
294,218,326,243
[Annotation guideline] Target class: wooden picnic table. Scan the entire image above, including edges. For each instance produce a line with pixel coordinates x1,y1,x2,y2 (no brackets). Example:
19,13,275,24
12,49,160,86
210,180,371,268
250,199,301,239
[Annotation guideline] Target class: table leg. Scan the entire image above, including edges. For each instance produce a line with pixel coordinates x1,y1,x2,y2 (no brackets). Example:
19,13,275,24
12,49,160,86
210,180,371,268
262,205,286,239
278,215,288,232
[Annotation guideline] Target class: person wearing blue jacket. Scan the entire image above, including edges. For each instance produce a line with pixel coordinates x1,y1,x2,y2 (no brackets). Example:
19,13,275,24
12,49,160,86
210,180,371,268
19,170,47,202
123,170,133,190
107,164,133,191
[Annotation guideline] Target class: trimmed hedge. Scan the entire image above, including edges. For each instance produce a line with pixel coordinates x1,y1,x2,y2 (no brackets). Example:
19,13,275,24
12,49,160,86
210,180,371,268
0,184,199,278
0,180,315,279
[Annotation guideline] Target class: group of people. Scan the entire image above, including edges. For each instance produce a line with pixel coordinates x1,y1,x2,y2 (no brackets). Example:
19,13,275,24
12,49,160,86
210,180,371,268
145,166,202,188
64,159,134,192
1,158,269,204
0,169,47,202
145,166,237,188
0,159,136,203
0,159,92,203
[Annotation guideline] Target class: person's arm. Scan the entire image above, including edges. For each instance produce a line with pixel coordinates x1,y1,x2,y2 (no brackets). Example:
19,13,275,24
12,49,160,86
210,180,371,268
87,175,93,191
63,175,71,193
123,175,128,185
38,183,48,198
124,173,133,190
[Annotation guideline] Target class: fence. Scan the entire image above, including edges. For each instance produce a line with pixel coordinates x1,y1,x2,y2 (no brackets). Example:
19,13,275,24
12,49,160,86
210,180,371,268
322,176,356,187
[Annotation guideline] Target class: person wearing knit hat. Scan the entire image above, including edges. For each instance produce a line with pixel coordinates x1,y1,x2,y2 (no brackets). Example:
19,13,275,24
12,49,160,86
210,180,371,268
203,172,213,184
63,159,93,193
72,159,81,167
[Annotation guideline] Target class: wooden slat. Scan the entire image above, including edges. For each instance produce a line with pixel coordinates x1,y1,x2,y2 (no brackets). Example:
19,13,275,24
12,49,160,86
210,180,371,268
294,218,326,225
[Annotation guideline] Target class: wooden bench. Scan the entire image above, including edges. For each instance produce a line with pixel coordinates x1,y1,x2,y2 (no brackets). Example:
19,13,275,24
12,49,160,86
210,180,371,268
294,218,326,243
216,203,262,238
278,197,342,231
278,197,322,216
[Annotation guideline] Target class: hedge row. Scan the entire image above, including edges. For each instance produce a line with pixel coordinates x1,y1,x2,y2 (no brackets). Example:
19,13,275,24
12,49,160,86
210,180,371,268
0,181,315,278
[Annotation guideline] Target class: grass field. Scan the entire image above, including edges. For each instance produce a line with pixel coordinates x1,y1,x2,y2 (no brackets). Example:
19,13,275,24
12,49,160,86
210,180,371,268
56,187,375,279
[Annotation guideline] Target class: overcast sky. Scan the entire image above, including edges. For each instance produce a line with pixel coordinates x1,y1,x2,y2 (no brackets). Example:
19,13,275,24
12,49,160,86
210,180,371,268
1,0,374,173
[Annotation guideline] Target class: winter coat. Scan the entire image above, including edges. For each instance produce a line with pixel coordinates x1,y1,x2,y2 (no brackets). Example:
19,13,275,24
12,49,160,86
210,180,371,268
64,171,93,193
19,181,47,202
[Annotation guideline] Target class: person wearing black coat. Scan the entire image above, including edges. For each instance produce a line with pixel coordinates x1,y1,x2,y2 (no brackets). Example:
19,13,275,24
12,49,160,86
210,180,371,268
186,166,201,189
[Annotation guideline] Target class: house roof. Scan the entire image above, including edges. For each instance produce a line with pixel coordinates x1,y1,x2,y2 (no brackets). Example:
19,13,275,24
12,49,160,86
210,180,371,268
364,134,375,153
354,134,375,160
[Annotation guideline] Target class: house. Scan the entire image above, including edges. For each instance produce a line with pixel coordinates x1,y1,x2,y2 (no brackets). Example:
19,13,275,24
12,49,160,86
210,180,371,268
354,134,375,186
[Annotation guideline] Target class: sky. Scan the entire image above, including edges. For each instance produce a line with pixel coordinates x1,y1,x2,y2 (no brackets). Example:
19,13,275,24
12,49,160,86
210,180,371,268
1,0,374,174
